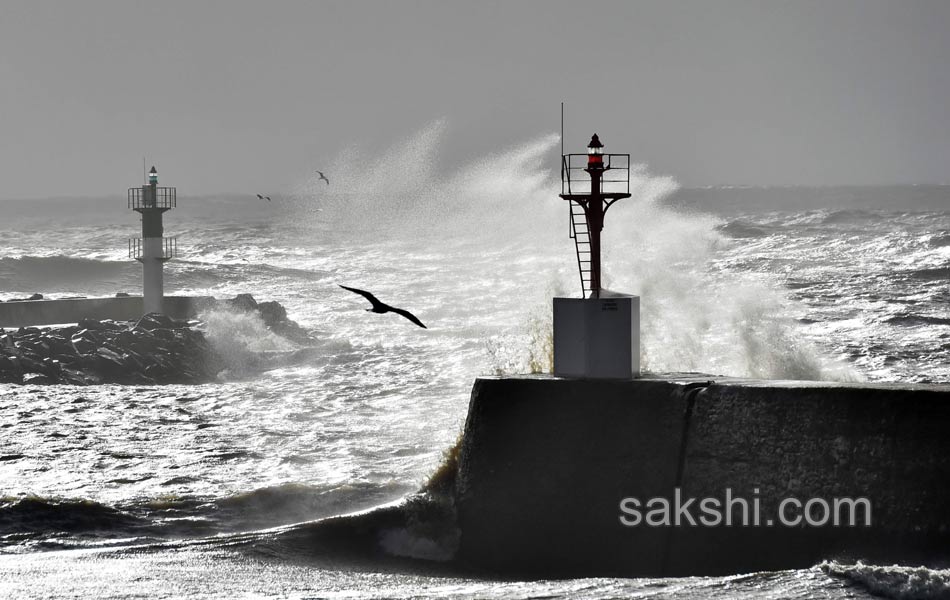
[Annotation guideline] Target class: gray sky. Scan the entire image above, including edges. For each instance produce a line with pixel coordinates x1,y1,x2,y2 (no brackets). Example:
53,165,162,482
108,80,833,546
2,0,949,199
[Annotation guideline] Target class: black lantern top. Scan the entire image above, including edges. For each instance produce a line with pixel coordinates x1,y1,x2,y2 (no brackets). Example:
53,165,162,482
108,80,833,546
587,134,604,153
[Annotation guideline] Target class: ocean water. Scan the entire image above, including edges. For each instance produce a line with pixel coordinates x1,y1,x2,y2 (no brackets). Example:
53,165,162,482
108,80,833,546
1,124,948,598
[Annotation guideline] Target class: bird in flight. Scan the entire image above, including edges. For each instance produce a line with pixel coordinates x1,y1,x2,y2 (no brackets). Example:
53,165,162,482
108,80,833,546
338,285,426,328
256,194,271,202
316,171,330,185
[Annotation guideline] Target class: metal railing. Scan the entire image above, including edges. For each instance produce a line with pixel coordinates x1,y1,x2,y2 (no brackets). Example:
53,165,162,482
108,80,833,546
128,186,176,210
561,154,631,197
129,236,177,261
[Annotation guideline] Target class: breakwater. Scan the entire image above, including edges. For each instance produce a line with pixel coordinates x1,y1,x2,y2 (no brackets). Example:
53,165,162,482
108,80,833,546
0,294,309,385
453,375,950,577
0,296,211,328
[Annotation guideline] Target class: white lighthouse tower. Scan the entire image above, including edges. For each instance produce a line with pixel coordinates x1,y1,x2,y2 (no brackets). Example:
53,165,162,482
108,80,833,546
129,166,177,314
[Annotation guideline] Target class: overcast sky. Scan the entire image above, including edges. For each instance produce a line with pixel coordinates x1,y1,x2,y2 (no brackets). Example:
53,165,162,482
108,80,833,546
1,0,949,199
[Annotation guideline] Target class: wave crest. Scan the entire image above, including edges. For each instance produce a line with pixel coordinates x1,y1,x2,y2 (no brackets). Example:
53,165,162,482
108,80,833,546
821,560,950,600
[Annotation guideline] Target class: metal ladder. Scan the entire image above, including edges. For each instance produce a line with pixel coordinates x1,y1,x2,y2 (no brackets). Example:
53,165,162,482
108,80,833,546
568,201,593,298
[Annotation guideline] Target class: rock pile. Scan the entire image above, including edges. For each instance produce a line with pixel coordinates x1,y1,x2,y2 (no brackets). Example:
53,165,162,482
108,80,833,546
0,314,221,386
0,295,309,386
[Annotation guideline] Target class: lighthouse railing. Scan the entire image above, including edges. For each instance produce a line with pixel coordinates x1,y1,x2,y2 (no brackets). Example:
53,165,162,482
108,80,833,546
163,237,177,260
128,187,177,210
560,154,631,197
129,236,177,261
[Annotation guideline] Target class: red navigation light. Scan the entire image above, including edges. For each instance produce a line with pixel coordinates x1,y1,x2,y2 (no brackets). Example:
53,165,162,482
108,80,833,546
587,134,604,169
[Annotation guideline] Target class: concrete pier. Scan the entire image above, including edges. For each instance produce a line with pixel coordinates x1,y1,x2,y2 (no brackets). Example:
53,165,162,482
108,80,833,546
454,375,950,576
0,296,213,328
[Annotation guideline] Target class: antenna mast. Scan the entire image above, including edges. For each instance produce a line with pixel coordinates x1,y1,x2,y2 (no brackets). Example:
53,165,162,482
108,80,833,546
561,102,564,162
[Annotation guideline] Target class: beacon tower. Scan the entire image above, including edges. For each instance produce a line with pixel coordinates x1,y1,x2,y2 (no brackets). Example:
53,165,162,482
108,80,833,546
129,167,177,315
553,135,639,378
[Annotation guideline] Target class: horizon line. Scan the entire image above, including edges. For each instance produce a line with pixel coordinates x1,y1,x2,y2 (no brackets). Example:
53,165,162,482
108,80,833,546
2,182,949,202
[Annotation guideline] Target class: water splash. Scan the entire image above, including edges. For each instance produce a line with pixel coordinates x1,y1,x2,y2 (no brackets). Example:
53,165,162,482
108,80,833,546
287,120,857,381
198,308,297,378
821,560,950,600
289,120,562,239
624,178,854,380
606,178,858,381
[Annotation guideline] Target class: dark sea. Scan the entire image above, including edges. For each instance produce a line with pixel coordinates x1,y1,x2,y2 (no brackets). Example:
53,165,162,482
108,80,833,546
1,129,948,598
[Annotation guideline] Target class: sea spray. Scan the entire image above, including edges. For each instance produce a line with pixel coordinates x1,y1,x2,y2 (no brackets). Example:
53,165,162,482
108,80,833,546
290,120,562,239
607,171,859,381
485,276,564,376
294,121,860,380
731,289,859,381
198,307,298,378
289,120,447,231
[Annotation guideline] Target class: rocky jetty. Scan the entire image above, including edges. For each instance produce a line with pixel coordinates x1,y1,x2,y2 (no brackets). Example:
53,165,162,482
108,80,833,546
0,295,309,386
0,314,218,386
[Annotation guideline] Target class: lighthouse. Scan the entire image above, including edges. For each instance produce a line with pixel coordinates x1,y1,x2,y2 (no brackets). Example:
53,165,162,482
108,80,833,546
553,135,639,378
129,166,177,315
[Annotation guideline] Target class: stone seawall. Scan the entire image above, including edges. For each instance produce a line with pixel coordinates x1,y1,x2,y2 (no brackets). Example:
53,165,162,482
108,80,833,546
454,375,950,577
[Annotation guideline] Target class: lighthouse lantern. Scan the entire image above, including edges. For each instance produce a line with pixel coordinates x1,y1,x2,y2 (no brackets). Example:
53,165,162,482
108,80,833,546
587,134,604,169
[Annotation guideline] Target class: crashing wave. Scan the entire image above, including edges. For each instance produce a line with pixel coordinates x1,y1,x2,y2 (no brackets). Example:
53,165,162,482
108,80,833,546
821,560,950,599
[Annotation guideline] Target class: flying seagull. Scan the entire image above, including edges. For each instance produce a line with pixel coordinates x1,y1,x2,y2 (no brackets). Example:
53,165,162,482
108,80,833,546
338,285,426,328
316,171,330,185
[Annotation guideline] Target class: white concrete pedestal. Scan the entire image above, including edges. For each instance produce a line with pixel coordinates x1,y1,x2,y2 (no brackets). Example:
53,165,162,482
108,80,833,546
553,293,640,379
